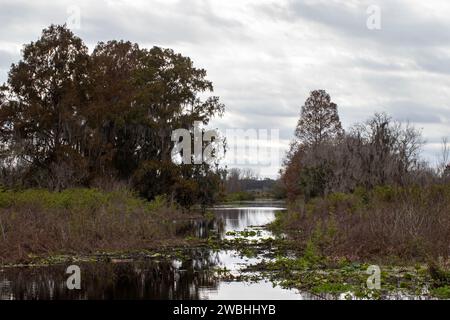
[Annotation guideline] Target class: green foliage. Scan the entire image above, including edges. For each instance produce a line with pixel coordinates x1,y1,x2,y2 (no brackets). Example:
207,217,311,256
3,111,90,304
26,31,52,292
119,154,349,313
326,192,349,203
428,262,450,288
371,185,398,202
353,186,369,204
0,187,168,213
310,282,353,295
225,191,255,202
298,165,332,200
430,286,450,299
225,229,261,238
325,192,361,213
146,195,169,211
302,239,323,266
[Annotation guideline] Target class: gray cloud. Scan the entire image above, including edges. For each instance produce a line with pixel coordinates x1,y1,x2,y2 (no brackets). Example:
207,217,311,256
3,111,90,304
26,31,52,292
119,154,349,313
378,100,445,124
1,0,450,176
0,50,18,69
282,0,450,48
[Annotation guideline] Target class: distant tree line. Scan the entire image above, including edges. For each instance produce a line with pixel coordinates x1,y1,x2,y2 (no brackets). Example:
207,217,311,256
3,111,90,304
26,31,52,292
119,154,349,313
282,89,446,201
223,168,285,200
0,25,224,208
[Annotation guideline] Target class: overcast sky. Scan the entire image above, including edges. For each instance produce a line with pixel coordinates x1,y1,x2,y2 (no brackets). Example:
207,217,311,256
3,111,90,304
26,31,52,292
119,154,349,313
1,0,450,177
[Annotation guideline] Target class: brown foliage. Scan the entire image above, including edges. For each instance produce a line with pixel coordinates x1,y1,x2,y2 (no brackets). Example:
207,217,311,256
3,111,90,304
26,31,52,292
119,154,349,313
295,90,343,147
277,185,450,262
0,25,225,207
0,188,198,264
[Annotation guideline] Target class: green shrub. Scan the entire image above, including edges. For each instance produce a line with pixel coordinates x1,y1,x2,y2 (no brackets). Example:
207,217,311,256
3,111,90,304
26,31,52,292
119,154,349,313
431,286,450,299
225,191,255,202
371,185,398,202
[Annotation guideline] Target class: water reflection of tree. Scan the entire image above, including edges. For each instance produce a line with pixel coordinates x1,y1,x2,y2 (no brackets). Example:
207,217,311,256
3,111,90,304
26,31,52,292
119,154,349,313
174,219,217,239
0,252,221,300
215,209,276,233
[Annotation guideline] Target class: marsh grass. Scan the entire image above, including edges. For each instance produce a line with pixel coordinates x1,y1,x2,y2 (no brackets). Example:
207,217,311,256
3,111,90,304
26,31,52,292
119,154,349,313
0,188,193,264
271,184,450,262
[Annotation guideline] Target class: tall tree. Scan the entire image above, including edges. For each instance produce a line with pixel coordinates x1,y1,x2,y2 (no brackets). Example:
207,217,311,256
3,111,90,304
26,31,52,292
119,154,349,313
295,90,343,147
0,24,225,208
130,47,224,202
0,24,90,189
284,90,343,199
87,40,143,179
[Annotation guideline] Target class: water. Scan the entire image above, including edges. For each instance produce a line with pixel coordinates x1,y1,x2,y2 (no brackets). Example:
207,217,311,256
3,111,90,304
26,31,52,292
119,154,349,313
0,202,307,300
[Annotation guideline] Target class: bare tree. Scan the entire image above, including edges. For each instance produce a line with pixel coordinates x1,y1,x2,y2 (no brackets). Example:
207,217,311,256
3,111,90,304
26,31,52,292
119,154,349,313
240,168,259,180
283,111,429,199
226,168,241,193
438,137,450,178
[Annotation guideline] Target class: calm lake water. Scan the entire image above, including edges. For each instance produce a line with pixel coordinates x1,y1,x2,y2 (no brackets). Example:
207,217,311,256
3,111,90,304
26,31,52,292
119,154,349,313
0,202,311,300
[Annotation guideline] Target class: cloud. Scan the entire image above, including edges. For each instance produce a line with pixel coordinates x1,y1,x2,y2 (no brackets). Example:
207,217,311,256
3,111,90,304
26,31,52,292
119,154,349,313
280,0,450,48
1,0,450,176
0,50,16,69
